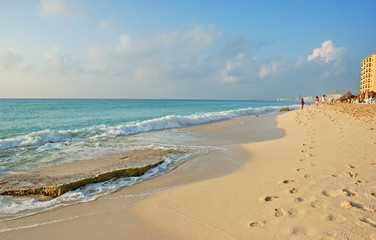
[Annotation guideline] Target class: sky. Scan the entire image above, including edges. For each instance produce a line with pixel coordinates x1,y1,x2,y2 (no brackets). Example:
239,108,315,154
0,0,375,100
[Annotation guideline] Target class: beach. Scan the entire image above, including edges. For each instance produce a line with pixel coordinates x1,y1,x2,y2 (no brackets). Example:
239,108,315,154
1,104,376,239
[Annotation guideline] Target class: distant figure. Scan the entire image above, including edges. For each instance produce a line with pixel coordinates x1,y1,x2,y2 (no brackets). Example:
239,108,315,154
321,95,326,104
315,96,319,107
301,99,305,109
348,98,351,104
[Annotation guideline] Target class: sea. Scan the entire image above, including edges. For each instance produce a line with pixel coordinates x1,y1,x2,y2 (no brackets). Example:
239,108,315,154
0,99,297,220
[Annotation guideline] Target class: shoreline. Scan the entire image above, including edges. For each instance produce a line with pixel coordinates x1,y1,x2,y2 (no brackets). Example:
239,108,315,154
0,112,283,238
1,105,375,239
130,105,376,239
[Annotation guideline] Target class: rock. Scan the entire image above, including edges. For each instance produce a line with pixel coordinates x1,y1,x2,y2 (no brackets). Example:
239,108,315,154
0,161,163,198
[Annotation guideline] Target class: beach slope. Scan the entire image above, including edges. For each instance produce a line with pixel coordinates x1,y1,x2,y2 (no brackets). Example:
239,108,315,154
131,105,376,239
1,105,376,239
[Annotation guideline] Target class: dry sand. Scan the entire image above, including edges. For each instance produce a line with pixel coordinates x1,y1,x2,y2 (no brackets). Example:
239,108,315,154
1,105,376,239
131,104,376,239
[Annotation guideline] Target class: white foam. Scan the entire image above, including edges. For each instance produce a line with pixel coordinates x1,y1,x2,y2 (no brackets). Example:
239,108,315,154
0,150,200,220
0,105,295,151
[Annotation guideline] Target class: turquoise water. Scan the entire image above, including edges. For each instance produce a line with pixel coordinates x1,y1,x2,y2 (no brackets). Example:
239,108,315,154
1,99,294,140
0,99,298,173
0,99,297,219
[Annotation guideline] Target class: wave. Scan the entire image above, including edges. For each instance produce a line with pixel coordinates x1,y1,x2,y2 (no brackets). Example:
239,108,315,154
0,105,295,151
0,151,198,220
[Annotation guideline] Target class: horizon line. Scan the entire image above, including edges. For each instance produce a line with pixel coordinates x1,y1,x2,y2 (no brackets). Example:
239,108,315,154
0,97,299,102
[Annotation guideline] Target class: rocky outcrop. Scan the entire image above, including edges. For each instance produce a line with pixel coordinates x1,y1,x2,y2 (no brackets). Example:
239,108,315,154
0,161,163,197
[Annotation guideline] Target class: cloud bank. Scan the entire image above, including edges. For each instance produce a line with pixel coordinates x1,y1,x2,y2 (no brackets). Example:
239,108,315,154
87,25,222,82
0,18,352,99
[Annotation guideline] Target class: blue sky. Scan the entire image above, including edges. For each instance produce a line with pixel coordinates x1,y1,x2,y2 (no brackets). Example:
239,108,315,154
0,0,375,99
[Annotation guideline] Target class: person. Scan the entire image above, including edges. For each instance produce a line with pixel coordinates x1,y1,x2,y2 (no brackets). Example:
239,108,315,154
321,95,326,104
301,98,305,109
315,96,319,107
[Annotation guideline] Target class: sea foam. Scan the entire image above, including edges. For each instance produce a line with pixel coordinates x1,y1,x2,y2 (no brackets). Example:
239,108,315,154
0,105,290,151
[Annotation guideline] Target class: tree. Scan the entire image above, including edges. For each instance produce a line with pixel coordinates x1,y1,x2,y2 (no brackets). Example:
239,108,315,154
346,91,352,97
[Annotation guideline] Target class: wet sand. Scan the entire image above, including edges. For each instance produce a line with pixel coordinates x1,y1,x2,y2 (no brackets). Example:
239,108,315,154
0,112,283,239
1,105,376,239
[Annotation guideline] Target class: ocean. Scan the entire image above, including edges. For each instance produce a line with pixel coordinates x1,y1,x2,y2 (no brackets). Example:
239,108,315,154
0,99,297,220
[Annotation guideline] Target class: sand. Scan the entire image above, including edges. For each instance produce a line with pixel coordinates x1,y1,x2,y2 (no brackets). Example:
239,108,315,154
321,103,376,124
1,105,376,239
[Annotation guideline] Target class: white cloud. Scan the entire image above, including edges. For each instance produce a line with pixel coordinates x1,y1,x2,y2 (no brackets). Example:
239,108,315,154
259,41,347,80
259,57,288,79
118,34,132,51
307,40,346,64
44,46,76,74
87,25,222,80
221,54,246,84
44,46,59,60
0,51,26,71
39,0,84,19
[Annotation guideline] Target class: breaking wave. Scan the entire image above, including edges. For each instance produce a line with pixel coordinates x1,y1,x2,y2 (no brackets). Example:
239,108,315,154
0,105,294,151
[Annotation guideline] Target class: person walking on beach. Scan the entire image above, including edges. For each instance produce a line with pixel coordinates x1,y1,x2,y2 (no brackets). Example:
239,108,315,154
315,96,319,107
301,98,305,109
321,95,326,104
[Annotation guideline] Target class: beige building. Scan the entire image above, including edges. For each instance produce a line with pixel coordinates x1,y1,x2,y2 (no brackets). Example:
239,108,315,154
360,52,376,94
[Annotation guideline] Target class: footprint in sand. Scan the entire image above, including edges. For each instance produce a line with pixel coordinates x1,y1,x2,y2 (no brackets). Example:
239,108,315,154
361,217,376,228
294,197,307,203
290,188,298,194
355,180,365,185
310,163,317,167
331,173,342,178
346,164,355,169
249,221,270,228
371,193,376,198
274,208,285,217
342,188,357,197
304,174,311,178
296,168,305,172
281,180,294,184
347,172,358,178
326,214,346,223
341,201,375,212
264,196,278,202
321,190,332,197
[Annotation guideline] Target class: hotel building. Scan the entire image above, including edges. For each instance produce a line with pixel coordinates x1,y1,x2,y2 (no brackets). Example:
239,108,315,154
360,52,376,94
